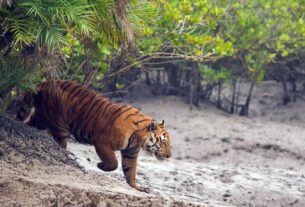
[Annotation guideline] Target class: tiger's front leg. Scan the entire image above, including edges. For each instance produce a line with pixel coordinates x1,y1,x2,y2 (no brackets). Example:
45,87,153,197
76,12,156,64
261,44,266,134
121,147,148,192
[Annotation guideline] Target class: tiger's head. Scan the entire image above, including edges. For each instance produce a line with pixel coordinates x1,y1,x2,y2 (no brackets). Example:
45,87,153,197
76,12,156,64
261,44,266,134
143,120,171,160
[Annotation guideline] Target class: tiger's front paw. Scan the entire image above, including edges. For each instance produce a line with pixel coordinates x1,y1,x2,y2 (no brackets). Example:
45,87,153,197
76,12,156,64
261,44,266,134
129,184,150,193
97,162,118,171
137,186,150,193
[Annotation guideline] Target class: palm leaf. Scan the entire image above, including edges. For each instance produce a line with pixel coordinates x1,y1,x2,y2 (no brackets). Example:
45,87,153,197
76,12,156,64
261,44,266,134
4,16,34,45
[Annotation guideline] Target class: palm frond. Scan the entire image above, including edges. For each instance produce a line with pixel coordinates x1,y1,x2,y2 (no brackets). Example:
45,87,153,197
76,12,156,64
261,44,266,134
52,0,96,35
4,16,34,45
127,0,156,31
21,1,49,25
36,25,66,51
2,0,147,51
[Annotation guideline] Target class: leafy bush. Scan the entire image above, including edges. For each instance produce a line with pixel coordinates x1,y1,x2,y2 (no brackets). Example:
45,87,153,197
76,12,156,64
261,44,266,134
0,58,38,113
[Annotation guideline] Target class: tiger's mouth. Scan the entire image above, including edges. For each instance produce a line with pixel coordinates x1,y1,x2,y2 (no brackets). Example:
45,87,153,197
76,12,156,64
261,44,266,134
154,152,170,160
145,148,166,160
156,155,166,160
143,143,170,160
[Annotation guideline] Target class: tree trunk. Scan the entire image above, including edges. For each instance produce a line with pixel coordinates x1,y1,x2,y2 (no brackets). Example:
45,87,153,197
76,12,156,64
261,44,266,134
289,70,297,102
187,62,201,110
240,81,255,116
189,67,193,111
217,81,222,109
278,64,291,105
281,76,290,105
165,64,180,95
192,62,200,107
145,71,151,85
230,78,237,114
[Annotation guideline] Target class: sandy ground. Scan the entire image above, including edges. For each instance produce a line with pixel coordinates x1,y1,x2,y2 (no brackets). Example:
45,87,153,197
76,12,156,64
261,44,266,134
1,81,305,206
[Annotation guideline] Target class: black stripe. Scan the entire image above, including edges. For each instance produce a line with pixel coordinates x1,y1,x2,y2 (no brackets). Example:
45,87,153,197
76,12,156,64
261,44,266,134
60,81,72,91
91,99,108,123
124,111,139,121
89,99,109,136
105,105,129,126
106,106,132,134
76,89,90,100
151,138,158,148
133,118,150,125
75,93,96,116
123,166,132,172
71,87,84,99
82,98,101,119
100,102,113,117
69,89,90,112
109,105,128,120
65,87,83,116
75,90,91,105
123,154,137,159
74,97,101,138
80,98,104,137
68,84,80,93
66,85,82,102
70,94,96,131
64,82,75,92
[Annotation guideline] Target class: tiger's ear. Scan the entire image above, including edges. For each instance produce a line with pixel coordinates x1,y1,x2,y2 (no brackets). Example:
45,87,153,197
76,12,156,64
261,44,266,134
160,120,165,126
148,120,158,131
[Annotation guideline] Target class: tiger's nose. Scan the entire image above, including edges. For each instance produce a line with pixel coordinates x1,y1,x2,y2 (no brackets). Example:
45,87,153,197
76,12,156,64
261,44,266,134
166,152,171,158
166,149,171,158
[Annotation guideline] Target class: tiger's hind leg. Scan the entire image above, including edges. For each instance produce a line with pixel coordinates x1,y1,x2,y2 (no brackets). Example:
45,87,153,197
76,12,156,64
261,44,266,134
27,111,48,130
94,143,118,171
49,128,70,149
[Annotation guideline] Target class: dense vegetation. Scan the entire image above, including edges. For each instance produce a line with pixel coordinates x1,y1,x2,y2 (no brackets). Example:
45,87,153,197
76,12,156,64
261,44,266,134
1,0,305,115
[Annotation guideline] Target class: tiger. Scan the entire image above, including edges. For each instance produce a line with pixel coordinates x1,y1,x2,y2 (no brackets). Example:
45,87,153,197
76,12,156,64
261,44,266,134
17,80,171,191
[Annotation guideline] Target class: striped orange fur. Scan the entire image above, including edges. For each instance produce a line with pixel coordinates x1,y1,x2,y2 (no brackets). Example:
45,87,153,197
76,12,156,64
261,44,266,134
17,80,171,191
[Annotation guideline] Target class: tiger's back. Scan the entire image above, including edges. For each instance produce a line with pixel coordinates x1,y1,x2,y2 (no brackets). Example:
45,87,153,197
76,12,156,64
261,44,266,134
24,81,144,146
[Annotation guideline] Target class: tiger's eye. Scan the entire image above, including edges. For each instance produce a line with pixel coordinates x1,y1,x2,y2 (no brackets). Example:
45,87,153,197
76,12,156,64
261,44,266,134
160,135,166,143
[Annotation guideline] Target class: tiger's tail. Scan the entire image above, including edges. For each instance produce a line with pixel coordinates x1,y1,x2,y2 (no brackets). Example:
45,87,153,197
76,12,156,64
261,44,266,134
17,92,35,124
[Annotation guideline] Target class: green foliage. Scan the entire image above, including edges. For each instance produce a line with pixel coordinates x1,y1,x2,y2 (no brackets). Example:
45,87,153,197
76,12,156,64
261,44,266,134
55,0,157,85
0,0,150,52
137,0,235,61
0,0,155,93
115,83,125,90
219,0,305,82
199,64,231,83
0,58,39,113
1,0,305,112
2,0,98,51
0,59,37,95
